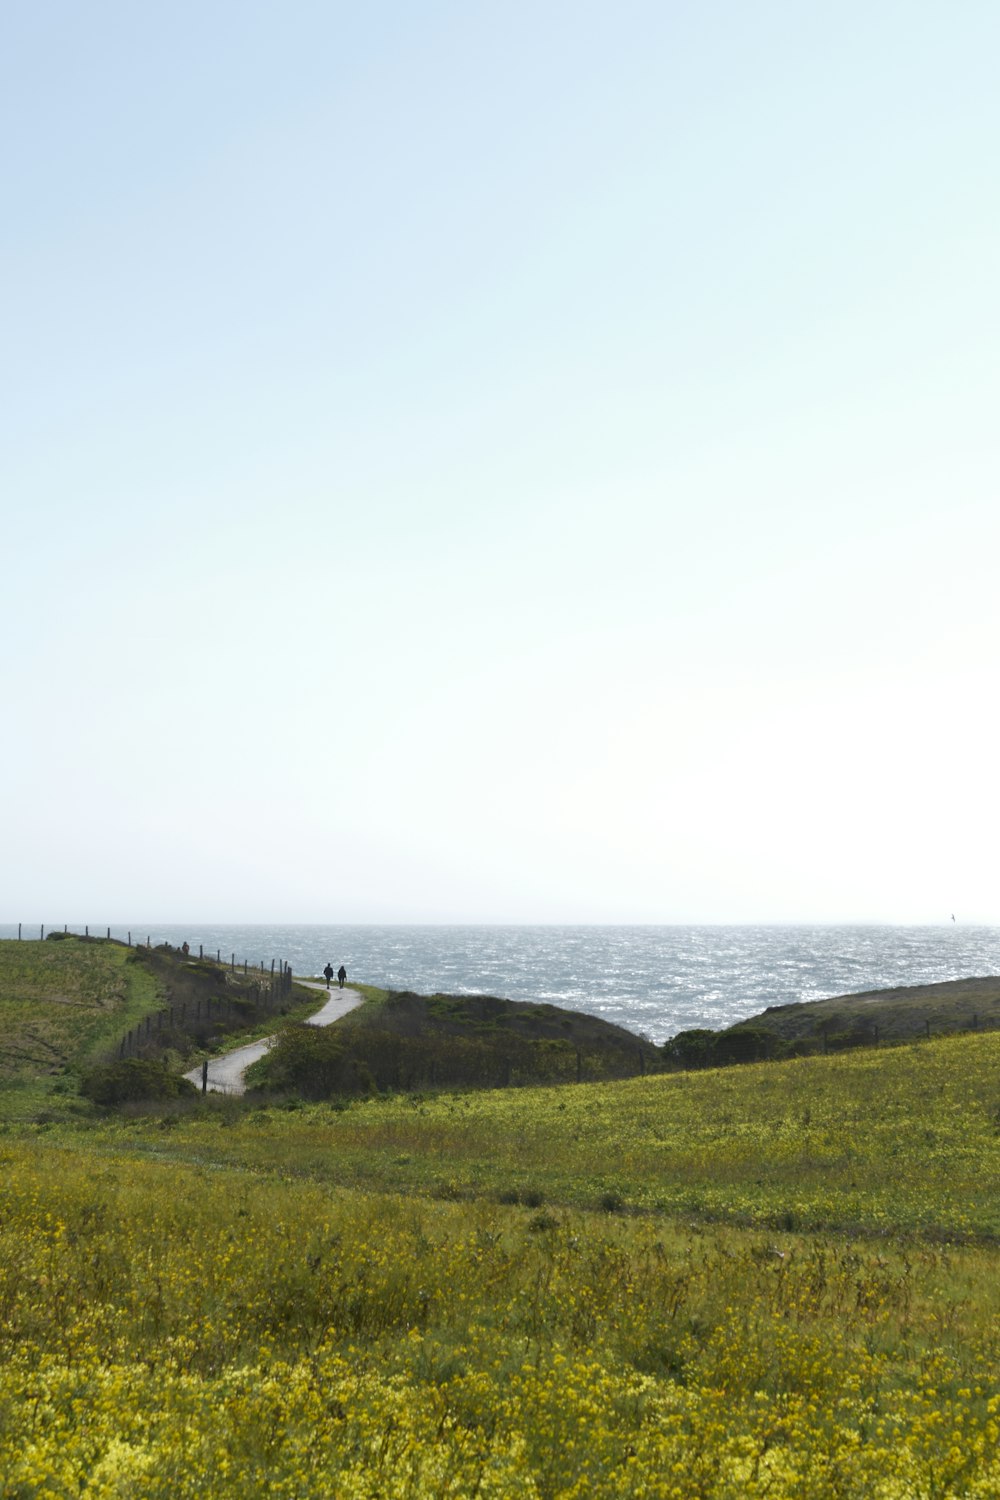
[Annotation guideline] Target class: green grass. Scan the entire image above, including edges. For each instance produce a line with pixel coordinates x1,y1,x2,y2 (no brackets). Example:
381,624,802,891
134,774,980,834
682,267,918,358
70,1028,1000,1242
0,938,159,1109
739,974,1000,1044
252,986,658,1098
5,1030,1000,1495
0,942,337,1122
7,946,1000,1493
329,979,391,1022
184,979,348,1057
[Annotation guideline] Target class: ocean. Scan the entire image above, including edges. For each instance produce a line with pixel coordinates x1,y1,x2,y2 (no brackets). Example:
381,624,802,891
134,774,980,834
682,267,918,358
5,922,999,1044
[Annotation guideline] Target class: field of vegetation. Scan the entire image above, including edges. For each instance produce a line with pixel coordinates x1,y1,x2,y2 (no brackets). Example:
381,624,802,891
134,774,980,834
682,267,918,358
4,982,1000,1495
0,937,325,1119
3,941,1000,1494
664,976,1000,1072
727,976,1000,1048
251,988,660,1098
0,937,158,1113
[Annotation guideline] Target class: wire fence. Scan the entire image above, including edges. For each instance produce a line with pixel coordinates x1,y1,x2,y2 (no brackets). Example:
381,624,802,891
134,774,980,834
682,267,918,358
3,923,297,1062
114,966,294,1059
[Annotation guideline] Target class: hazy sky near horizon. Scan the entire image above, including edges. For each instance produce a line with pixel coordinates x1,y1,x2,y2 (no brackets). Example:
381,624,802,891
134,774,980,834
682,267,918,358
3,1,999,925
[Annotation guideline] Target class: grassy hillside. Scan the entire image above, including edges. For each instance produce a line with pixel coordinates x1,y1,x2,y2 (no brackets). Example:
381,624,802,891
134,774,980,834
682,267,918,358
738,974,1000,1046
0,937,158,1105
6,953,1000,1495
0,939,327,1119
664,974,1000,1071
96,1028,1000,1241
4,1032,1000,1494
252,988,660,1097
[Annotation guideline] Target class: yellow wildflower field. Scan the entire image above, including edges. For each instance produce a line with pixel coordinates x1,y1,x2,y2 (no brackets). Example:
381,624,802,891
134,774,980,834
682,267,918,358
106,1028,1000,1239
3,1031,1000,1495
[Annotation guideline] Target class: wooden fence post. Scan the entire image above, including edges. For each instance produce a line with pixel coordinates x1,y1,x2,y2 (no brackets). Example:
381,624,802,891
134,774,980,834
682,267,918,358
202,1059,208,1094
40,925,44,940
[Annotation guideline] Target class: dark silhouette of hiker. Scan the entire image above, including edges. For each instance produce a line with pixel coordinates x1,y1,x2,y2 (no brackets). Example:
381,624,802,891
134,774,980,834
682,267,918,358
337,965,347,989
323,962,334,989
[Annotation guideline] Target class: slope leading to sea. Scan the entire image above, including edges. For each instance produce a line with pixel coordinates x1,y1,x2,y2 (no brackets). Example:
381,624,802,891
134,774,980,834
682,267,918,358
3,924,997,1045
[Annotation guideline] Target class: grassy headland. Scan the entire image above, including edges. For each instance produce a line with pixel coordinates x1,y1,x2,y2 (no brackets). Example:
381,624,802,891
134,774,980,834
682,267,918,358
0,937,319,1120
0,936,160,1116
667,973,1000,1070
251,988,660,1097
738,974,1000,1044
0,936,156,1079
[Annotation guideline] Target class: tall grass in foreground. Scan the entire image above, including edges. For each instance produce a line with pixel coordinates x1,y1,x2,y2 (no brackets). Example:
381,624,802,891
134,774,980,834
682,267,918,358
5,1031,1000,1495
4,1138,1000,1497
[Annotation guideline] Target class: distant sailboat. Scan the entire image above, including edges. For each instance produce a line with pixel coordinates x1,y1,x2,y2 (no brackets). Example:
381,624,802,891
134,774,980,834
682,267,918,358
951,914,956,922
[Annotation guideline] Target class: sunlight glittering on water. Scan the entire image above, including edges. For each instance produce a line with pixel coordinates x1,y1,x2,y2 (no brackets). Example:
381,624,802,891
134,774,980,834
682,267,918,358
5,923,997,1044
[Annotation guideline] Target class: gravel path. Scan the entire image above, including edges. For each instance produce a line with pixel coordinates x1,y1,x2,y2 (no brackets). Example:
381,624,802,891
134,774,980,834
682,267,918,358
183,980,363,1095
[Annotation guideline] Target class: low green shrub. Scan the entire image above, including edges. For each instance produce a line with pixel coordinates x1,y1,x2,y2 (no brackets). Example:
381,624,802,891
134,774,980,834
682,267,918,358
81,1059,198,1106
664,1024,789,1069
259,1023,361,1100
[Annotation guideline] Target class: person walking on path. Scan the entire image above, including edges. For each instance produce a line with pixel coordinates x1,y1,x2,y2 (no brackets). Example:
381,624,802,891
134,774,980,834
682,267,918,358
337,965,347,989
323,962,334,989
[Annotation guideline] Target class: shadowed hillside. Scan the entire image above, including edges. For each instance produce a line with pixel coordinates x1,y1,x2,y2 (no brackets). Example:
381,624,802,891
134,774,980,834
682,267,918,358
740,974,1000,1044
253,989,660,1097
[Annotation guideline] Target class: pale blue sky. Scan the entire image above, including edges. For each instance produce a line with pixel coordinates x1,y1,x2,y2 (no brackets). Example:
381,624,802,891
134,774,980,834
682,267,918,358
4,2,999,923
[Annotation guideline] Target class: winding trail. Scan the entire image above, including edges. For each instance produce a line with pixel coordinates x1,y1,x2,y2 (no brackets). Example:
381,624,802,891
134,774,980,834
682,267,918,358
183,980,363,1096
